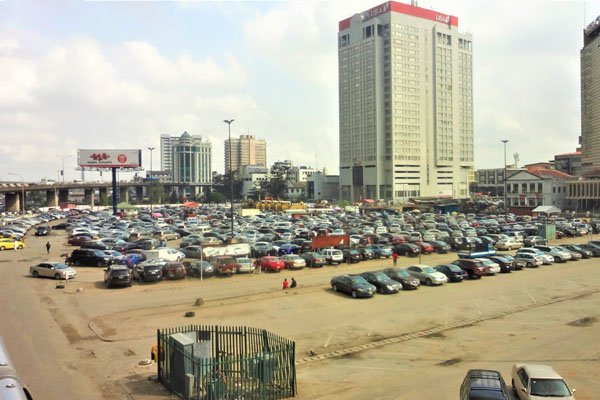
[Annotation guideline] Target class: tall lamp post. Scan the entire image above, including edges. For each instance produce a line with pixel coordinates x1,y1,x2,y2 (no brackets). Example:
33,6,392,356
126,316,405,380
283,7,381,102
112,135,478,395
8,172,25,213
501,139,509,214
147,147,155,212
224,119,235,242
57,155,71,183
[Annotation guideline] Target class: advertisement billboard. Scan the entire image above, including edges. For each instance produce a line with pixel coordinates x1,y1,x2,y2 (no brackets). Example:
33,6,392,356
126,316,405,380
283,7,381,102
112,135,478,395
78,149,141,168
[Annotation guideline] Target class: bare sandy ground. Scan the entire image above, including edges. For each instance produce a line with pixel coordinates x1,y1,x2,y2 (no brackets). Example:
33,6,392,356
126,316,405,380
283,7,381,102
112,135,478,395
1,227,599,399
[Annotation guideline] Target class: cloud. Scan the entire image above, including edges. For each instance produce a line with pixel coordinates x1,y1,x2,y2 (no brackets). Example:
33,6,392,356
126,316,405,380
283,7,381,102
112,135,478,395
0,34,258,181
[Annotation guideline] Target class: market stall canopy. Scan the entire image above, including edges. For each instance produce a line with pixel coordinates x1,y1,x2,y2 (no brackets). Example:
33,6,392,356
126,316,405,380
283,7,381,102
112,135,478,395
532,205,561,215
182,201,200,208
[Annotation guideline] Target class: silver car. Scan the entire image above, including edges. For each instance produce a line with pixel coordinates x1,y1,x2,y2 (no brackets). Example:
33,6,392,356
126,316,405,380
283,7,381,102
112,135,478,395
406,265,448,286
30,262,77,280
517,248,554,265
476,258,501,275
514,253,543,268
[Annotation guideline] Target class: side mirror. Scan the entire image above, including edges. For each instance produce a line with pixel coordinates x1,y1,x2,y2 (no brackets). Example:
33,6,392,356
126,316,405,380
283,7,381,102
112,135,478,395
520,387,527,394
571,388,576,393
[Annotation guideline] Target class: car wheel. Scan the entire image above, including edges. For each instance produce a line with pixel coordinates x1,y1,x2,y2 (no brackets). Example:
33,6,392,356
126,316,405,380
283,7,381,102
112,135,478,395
97,261,104,267
377,287,383,294
0,246,4,251
54,273,61,280
526,262,533,268
32,271,39,278
554,256,561,263
351,290,357,298
426,278,432,286
17,245,23,249
106,281,111,288
332,284,338,292
74,260,80,266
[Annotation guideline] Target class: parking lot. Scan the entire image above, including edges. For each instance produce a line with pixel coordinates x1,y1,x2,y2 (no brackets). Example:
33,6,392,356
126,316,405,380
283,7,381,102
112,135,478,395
1,219,599,399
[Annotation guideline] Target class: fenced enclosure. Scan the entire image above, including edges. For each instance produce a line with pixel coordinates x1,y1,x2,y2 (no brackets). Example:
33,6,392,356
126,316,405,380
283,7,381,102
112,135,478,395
157,325,296,400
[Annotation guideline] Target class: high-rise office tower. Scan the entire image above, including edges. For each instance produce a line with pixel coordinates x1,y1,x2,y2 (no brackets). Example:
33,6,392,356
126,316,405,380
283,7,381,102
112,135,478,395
581,16,600,177
224,134,267,174
161,132,212,183
338,1,474,202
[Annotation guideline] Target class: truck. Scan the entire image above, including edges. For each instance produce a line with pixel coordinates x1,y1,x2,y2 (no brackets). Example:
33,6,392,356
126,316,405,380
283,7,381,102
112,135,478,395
458,242,496,259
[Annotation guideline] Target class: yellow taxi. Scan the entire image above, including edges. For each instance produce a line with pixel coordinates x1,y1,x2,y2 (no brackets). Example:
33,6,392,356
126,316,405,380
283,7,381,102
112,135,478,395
0,238,25,250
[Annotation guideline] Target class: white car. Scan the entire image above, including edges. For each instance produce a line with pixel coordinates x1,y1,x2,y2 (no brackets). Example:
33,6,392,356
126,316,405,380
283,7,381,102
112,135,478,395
511,364,575,399
476,258,501,275
517,248,554,265
533,245,572,263
30,262,77,280
321,248,344,264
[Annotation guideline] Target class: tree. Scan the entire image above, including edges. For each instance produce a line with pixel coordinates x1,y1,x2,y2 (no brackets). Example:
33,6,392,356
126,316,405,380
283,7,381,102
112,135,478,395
260,163,292,200
148,182,165,204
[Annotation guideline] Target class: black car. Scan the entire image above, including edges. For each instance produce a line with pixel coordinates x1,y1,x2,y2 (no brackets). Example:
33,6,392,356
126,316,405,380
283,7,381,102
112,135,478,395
132,264,163,283
341,248,362,263
67,249,112,267
487,255,514,273
459,369,510,400
430,240,451,254
356,246,374,260
392,243,420,257
562,244,593,259
579,242,600,256
381,267,420,289
103,265,132,288
251,242,277,258
34,226,50,236
435,264,468,282
81,240,110,251
330,275,376,298
360,271,402,294
183,260,215,278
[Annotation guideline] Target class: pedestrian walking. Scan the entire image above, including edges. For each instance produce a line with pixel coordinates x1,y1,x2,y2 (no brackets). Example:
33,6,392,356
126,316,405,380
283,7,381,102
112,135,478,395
290,277,297,289
392,252,398,267
13,239,18,251
282,278,289,290
45,241,51,254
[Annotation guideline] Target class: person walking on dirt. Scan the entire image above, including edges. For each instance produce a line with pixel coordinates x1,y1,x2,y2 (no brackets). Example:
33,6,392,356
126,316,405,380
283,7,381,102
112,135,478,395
282,278,289,290
290,277,297,288
13,239,18,251
45,241,51,254
392,252,398,267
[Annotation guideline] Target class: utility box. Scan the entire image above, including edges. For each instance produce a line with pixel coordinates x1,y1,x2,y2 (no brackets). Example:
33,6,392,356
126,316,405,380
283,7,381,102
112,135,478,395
538,224,556,241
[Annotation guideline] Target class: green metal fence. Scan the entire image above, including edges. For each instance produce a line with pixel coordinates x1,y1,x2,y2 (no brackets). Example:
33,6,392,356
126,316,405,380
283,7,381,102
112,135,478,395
158,325,296,400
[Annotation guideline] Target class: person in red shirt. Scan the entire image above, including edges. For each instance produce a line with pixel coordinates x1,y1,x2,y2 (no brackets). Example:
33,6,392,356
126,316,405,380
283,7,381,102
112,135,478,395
392,252,398,267
282,278,289,290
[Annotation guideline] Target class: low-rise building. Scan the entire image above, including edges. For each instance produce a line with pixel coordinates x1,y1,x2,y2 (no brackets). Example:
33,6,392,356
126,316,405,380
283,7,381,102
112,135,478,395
506,166,573,214
307,172,340,201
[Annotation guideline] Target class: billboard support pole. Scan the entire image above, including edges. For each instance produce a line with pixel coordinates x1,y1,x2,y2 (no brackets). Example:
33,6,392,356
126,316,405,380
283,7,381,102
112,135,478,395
112,167,118,215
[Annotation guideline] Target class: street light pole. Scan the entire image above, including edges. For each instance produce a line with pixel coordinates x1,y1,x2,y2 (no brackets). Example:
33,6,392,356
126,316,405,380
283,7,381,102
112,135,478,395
56,155,71,183
501,139,509,214
8,172,25,214
224,119,235,243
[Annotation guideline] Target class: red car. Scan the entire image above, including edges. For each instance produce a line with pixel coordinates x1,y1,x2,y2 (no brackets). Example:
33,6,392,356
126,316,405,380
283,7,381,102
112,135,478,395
416,241,434,254
256,256,285,272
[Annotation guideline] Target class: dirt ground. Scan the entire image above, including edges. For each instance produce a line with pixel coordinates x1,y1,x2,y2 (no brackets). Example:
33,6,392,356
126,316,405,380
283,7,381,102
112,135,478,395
1,227,599,400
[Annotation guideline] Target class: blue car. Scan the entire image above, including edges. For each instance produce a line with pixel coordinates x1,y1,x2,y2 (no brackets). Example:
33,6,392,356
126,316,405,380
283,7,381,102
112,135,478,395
366,244,393,258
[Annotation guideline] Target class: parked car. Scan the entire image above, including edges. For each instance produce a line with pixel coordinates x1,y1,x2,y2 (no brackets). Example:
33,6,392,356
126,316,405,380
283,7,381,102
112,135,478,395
330,275,376,298
30,262,76,280
251,242,277,258
517,248,554,265
67,249,112,267
553,245,582,261
393,243,420,257
181,245,204,259
162,261,187,280
533,245,572,263
209,256,238,276
365,244,393,258
34,226,51,236
359,271,402,294
578,243,600,257
514,253,543,268
320,248,344,265
495,237,523,250
299,252,326,268
381,267,420,289
356,246,375,260
430,240,452,254
488,255,515,272
256,256,285,272
435,264,468,282
341,248,362,263
235,257,255,273
478,258,501,275
183,260,215,278
406,265,448,286
0,238,25,251
562,244,593,259
132,263,163,283
281,254,306,270
416,241,435,254
511,364,575,399
452,258,487,279
460,369,510,400
522,236,548,247
104,265,132,288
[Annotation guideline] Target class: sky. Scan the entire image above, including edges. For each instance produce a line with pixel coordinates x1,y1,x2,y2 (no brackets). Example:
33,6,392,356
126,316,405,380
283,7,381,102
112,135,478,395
1,0,600,183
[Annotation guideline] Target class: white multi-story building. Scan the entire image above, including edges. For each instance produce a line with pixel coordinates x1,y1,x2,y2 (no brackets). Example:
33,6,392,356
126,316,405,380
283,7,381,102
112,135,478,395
338,1,473,203
161,132,212,185
237,164,269,199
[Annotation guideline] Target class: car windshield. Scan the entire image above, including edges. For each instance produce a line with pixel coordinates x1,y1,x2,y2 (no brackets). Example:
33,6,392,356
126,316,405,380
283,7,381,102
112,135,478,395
238,258,250,263
447,265,463,272
395,269,410,277
569,245,582,251
350,276,369,285
53,263,68,270
372,272,389,281
530,379,571,396
422,266,436,273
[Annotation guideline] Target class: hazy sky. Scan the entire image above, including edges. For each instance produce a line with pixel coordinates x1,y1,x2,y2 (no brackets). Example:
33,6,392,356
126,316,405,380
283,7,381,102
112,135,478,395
1,0,599,182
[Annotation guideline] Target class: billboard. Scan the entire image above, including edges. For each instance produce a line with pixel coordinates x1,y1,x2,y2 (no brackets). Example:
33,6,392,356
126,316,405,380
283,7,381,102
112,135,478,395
78,149,141,168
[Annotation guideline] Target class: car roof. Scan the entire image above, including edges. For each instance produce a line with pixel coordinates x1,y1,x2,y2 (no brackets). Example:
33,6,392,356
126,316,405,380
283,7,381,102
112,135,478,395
517,364,563,379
